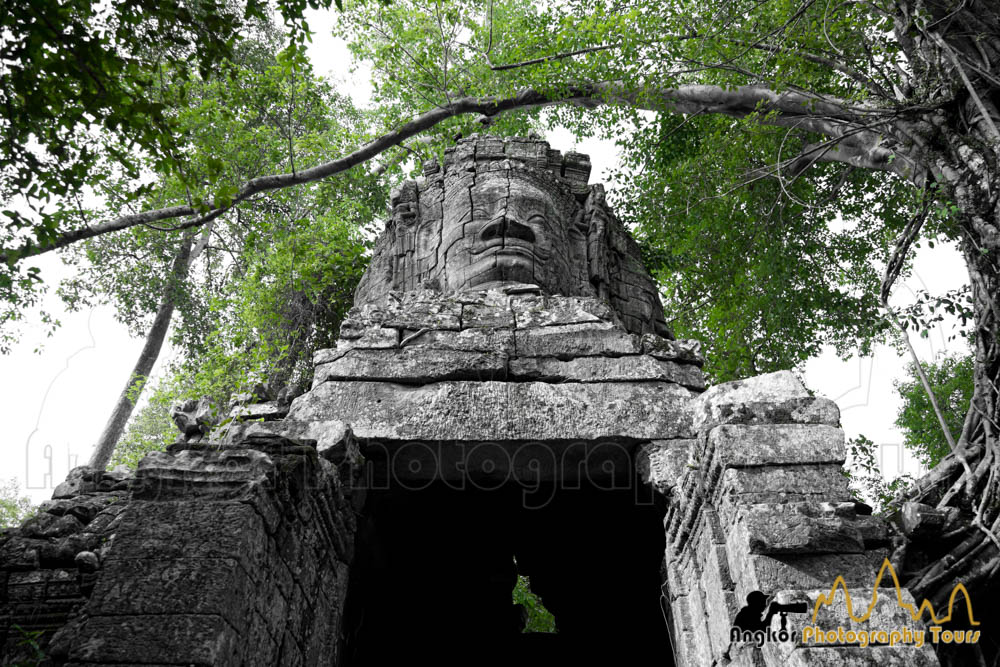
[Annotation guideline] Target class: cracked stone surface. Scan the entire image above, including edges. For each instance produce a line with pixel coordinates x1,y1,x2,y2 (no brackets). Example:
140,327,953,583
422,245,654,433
354,134,671,337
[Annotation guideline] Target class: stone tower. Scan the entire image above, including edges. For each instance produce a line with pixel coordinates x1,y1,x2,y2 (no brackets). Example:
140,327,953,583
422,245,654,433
1,136,937,666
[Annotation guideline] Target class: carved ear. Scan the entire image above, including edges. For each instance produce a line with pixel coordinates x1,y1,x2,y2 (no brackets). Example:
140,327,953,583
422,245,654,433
582,184,674,338
583,185,611,300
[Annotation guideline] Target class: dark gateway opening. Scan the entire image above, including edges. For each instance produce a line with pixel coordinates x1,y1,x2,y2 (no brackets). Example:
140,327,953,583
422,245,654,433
341,476,673,666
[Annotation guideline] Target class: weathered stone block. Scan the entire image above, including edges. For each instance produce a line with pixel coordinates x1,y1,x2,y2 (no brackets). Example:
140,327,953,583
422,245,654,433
69,614,239,665
363,438,638,485
510,295,614,328
708,424,846,468
229,401,288,422
729,550,892,594
404,327,516,354
314,347,508,385
637,439,698,494
508,355,705,388
89,558,253,632
288,380,695,441
640,334,705,365
782,645,938,667
736,503,866,555
717,465,853,504
316,328,399,363
461,301,515,328
135,448,275,498
693,370,839,430
105,501,267,572
514,321,642,357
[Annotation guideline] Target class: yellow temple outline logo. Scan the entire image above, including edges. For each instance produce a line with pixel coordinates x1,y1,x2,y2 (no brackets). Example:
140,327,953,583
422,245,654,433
812,557,979,626
800,557,981,648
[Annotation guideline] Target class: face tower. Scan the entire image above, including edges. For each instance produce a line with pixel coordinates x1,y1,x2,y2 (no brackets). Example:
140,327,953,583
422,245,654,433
355,134,673,337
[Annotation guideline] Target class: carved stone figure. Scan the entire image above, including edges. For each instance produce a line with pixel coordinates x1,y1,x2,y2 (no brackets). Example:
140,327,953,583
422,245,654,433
355,134,672,337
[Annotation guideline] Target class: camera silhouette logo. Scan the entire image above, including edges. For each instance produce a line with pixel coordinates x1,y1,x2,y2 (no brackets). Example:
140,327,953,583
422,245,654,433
730,591,808,646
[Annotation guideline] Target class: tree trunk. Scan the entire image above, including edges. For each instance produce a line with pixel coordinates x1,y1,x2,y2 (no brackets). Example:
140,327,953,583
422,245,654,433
87,227,206,470
889,5,1000,659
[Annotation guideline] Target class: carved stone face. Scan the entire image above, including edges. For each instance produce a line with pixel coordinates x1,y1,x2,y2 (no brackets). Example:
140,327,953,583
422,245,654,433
353,135,673,337
441,172,573,292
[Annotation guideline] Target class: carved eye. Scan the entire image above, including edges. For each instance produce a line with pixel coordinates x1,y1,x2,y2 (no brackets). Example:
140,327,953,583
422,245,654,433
528,214,547,227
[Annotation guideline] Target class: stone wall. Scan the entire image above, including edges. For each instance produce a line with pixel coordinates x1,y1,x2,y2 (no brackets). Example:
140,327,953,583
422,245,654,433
1,434,358,666
644,372,941,666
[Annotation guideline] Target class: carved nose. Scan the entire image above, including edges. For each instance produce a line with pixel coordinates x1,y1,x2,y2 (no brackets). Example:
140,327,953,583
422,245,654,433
480,217,536,244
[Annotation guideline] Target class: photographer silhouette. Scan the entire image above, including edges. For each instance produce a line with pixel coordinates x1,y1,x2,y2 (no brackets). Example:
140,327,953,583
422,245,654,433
732,591,776,633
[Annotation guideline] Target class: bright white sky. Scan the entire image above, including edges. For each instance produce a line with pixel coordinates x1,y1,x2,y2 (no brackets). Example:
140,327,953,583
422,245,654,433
0,10,971,504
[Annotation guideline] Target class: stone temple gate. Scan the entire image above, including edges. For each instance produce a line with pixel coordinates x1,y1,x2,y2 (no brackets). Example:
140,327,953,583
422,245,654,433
2,136,939,666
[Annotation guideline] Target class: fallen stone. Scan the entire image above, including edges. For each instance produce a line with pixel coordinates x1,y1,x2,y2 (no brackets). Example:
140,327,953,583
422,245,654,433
51,466,95,499
20,513,84,539
74,550,99,572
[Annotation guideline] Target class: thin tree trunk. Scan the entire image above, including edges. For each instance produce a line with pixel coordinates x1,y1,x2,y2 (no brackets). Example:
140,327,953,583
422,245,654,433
87,225,210,469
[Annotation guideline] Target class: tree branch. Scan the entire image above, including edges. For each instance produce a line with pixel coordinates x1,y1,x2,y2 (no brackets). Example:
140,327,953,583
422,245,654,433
1,81,916,264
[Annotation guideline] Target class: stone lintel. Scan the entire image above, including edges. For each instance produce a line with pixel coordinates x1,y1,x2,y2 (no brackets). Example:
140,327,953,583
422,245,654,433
358,438,643,487
288,380,695,442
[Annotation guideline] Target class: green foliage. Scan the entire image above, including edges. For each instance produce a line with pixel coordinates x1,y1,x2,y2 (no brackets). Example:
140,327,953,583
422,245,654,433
190,213,370,405
843,354,972,512
895,353,975,469
843,435,914,515
0,479,36,530
336,0,921,383
10,624,47,666
72,25,386,467
112,215,370,468
2,2,369,349
621,114,902,382
512,574,557,633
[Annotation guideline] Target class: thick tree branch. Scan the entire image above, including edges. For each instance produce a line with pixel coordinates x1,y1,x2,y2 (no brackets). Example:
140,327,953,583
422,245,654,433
1,81,917,264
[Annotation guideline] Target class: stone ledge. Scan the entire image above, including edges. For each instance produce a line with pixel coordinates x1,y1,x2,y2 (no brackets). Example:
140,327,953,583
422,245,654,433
314,347,509,385
513,321,642,357
736,503,866,555
509,355,705,389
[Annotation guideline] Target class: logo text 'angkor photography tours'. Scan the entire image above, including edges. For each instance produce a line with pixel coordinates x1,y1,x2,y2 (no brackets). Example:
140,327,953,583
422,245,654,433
730,558,981,649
